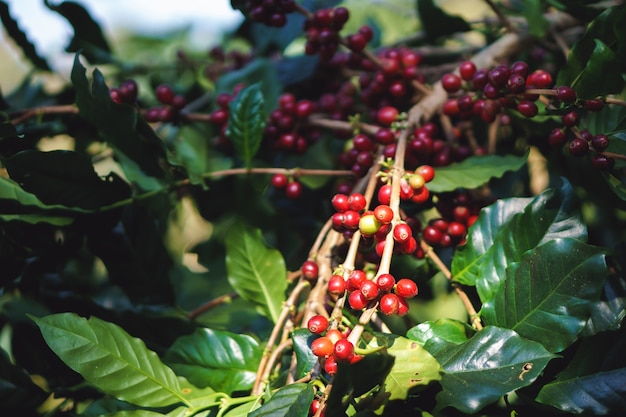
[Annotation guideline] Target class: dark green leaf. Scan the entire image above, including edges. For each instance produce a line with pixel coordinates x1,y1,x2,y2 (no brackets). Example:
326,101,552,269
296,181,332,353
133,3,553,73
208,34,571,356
2,150,130,210
164,328,262,394
0,348,48,410
248,383,313,417
536,328,626,414
433,326,557,414
545,0,604,21
291,329,318,379
298,136,335,189
71,55,169,181
367,334,442,400
225,222,287,323
249,12,306,54
31,313,191,408
584,274,626,335
223,400,260,417
483,238,607,352
452,179,586,304
0,1,50,70
407,318,475,357
581,103,626,136
556,6,626,98
45,0,112,64
276,55,319,88
601,171,626,201
416,0,471,40
522,0,549,37
427,153,528,193
226,83,265,169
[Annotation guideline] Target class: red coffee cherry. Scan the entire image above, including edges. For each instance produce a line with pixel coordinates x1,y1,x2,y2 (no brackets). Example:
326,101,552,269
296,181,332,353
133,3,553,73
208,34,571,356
416,165,435,182
348,193,367,212
376,273,396,292
373,205,394,224
301,260,319,281
395,278,418,298
332,193,350,212
324,356,338,375
333,339,355,361
379,293,400,315
311,336,334,357
307,315,329,334
271,173,288,189
393,223,413,243
328,274,346,295
360,280,380,300
349,290,369,310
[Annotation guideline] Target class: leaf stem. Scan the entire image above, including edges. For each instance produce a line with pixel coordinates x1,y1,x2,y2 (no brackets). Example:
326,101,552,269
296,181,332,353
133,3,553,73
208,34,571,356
187,292,239,320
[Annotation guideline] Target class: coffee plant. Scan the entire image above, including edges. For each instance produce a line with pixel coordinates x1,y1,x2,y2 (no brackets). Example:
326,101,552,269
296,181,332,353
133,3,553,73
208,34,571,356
1,0,626,416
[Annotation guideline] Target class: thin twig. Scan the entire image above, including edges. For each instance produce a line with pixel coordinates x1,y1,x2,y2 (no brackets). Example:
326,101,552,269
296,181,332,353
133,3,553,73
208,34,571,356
187,292,239,319
482,0,515,33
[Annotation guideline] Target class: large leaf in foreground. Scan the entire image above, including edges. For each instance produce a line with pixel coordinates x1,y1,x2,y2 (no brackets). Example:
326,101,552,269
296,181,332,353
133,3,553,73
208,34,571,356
484,239,607,352
407,318,475,357
433,326,556,414
164,328,262,394
452,179,586,303
225,222,287,323
536,328,626,414
31,313,190,408
367,334,442,400
291,329,318,379
427,153,527,193
248,383,313,417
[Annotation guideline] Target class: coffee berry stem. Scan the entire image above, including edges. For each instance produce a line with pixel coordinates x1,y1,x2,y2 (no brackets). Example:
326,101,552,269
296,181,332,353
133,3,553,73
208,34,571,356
605,97,626,107
307,114,380,136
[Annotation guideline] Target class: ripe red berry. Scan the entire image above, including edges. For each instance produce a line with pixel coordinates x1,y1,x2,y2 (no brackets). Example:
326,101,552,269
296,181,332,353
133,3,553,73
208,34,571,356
360,280,380,300
447,221,467,238
472,69,489,90
301,260,319,281
374,127,395,145
332,193,350,212
517,100,538,118
506,74,526,93
348,193,367,212
348,269,367,290
556,86,576,103
397,296,409,316
488,65,510,88
584,99,604,111
311,337,334,357
416,165,435,182
442,73,462,93
561,111,580,127
591,134,609,151
324,356,338,375
333,339,354,362
348,290,369,310
393,223,413,243
285,181,303,199
328,274,346,295
529,70,553,88
376,273,396,292
379,293,400,315
342,210,361,230
307,315,329,334
155,84,175,104
548,128,568,148
377,184,392,205
422,225,443,245
109,88,123,104
459,61,476,81
377,106,399,126
569,137,589,157
510,61,529,77
591,154,615,170
119,79,138,102
271,173,288,188
395,278,418,298
411,185,430,204
374,205,394,224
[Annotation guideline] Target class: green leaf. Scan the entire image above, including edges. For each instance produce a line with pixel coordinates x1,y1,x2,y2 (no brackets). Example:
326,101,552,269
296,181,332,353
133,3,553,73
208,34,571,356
584,274,626,335
44,0,112,64
601,171,626,201
225,222,287,323
164,328,262,394
536,328,626,414
71,55,169,180
367,334,442,400
248,383,313,417
433,326,557,414
291,329,318,379
452,179,586,304
223,399,261,417
217,58,279,116
556,6,626,98
30,313,190,408
0,1,50,71
297,136,335,189
581,103,626,136
522,0,549,37
416,0,471,40
426,153,528,193
407,318,475,357
2,150,130,210
226,83,265,169
483,238,607,353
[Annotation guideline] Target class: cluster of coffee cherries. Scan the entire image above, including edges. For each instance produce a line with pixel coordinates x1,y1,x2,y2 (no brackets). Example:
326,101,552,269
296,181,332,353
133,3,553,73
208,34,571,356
245,0,296,27
109,79,138,105
144,84,187,123
265,93,317,154
271,173,303,200
422,191,483,248
303,7,351,61
307,315,361,377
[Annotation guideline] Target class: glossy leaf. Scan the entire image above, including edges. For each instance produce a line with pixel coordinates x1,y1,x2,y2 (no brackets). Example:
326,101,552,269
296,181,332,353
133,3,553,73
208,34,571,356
367,334,442,400
426,153,527,193
483,238,607,352
223,400,261,417
31,313,190,408
291,329,318,379
248,383,313,417
584,274,626,335
44,0,112,63
225,222,287,323
522,0,549,37
452,179,586,304
71,55,169,180
407,318,475,357
0,348,48,409
433,326,557,414
416,0,470,40
0,1,50,71
2,150,130,210
226,83,265,169
164,327,262,394
556,6,626,98
581,103,626,136
217,58,279,116
536,328,626,414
